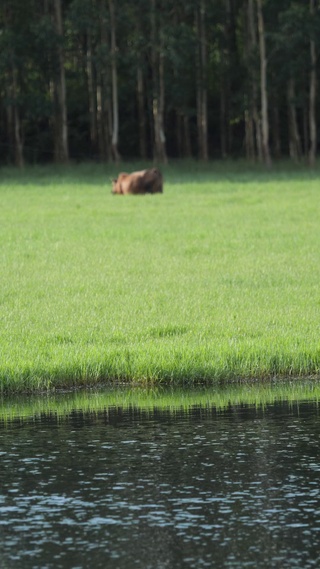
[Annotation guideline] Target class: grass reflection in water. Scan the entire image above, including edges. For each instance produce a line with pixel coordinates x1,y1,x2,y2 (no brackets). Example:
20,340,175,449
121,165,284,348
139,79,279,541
0,390,320,569
1,381,320,423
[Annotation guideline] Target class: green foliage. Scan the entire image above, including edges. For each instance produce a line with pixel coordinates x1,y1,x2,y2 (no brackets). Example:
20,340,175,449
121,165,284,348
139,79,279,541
0,162,320,392
1,0,320,162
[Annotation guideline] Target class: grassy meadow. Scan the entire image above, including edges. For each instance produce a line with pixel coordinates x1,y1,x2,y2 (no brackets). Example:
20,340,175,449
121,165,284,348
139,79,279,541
0,161,320,393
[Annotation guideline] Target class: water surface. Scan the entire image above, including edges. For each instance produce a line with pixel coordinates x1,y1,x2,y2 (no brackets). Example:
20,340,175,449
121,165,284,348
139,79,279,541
1,397,320,568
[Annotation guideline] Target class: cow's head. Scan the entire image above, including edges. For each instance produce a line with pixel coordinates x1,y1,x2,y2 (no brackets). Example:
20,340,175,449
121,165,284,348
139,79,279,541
111,177,121,194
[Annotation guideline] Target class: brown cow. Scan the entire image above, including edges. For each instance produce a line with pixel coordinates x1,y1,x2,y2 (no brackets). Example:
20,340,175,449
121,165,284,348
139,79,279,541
112,168,163,195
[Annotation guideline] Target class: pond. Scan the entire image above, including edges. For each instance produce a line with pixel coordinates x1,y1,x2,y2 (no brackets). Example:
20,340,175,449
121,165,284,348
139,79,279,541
1,386,320,568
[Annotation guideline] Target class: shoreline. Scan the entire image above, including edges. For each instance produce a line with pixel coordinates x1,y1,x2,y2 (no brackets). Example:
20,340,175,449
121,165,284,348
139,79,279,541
1,377,320,422
1,372,320,396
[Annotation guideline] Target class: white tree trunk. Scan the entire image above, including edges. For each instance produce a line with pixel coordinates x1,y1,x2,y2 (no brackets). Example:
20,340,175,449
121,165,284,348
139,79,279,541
109,0,120,162
151,0,167,163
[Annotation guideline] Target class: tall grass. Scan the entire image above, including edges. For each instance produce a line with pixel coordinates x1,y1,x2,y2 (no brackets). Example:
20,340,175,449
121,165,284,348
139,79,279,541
1,161,320,392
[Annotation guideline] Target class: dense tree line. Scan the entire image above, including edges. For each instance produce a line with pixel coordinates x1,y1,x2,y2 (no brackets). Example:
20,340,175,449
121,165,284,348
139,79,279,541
0,0,319,166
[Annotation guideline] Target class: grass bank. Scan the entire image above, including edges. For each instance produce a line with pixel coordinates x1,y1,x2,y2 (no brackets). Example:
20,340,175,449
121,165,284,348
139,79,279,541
1,161,320,392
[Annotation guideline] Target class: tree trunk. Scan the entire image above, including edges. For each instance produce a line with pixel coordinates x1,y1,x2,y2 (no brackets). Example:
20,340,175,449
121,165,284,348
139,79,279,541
195,0,208,160
5,84,14,164
247,0,262,162
183,114,192,158
245,109,255,161
272,102,281,159
257,0,271,167
196,27,202,159
150,0,167,163
309,0,317,167
96,78,112,161
176,112,183,157
176,112,192,158
137,65,147,159
12,60,24,167
4,2,24,167
303,101,309,158
220,83,227,158
53,0,69,163
158,39,167,162
96,82,104,159
3,4,11,164
244,1,254,161
86,29,98,155
53,0,68,163
287,78,302,161
109,0,120,162
221,0,234,158
97,2,111,162
200,0,208,160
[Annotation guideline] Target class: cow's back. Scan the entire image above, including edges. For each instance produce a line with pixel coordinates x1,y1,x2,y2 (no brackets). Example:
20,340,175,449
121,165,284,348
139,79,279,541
112,168,163,195
121,171,147,194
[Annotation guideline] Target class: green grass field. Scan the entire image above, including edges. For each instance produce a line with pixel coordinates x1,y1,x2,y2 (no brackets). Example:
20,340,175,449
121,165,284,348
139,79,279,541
1,161,320,392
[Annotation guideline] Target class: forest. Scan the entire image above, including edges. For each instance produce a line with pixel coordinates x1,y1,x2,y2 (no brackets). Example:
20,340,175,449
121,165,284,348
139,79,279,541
0,0,319,167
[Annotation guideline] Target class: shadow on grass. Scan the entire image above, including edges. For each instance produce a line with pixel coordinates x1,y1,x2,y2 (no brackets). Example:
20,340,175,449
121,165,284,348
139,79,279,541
1,159,320,187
